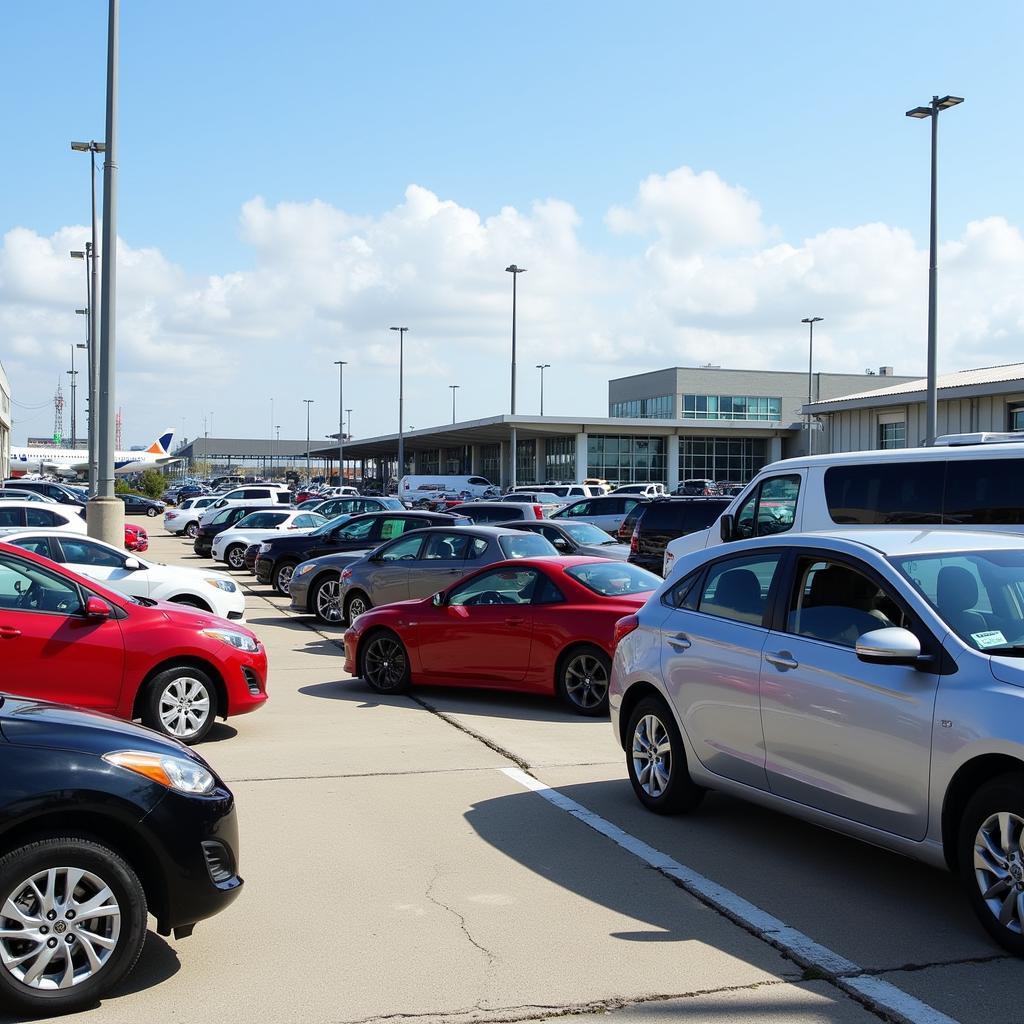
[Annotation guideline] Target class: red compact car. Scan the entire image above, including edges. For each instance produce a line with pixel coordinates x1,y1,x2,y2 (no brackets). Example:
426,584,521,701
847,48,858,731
125,522,149,552
0,541,267,743
343,556,659,715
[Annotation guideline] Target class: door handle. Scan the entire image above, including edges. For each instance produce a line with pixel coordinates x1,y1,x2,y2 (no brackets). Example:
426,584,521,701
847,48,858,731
765,651,798,670
665,633,691,651
446,568,462,574
505,618,525,626
0,626,22,640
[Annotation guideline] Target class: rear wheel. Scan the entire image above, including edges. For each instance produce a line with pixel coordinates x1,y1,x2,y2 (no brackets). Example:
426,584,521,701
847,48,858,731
142,665,217,744
145,507,158,517
0,837,147,1016
273,561,298,595
557,646,611,716
311,574,344,624
625,696,704,814
225,544,246,570
184,522,199,539
360,630,410,693
345,591,372,624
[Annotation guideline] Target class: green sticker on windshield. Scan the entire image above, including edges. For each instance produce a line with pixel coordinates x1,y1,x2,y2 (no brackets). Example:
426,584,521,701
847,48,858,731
972,630,1007,649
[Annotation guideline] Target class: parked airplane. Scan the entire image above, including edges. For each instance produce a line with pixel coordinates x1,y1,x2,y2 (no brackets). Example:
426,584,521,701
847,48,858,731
9,430,179,479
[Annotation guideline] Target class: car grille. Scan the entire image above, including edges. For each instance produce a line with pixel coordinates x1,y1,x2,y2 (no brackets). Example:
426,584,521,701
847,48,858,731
227,610,244,621
201,840,236,884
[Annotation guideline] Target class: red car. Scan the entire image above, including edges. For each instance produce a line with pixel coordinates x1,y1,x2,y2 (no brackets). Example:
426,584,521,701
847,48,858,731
0,541,268,743
125,522,149,552
343,556,659,715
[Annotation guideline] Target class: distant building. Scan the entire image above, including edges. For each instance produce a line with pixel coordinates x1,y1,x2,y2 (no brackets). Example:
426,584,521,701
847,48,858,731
0,363,9,479
805,363,1024,452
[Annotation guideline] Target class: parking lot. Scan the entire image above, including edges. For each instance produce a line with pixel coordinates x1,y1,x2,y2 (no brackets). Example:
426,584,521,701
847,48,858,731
0,523,1011,1024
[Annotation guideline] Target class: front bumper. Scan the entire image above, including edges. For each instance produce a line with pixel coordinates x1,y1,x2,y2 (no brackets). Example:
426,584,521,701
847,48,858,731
254,556,273,584
194,537,214,556
287,571,313,611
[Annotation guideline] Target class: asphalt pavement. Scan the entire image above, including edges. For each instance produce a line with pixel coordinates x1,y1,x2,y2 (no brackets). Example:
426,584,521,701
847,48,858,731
6,524,1017,1024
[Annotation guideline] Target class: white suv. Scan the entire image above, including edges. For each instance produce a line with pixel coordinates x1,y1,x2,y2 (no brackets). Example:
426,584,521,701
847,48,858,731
208,486,293,511
163,495,219,538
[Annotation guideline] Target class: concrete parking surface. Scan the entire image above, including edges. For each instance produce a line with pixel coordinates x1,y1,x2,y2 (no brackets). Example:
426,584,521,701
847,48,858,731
4,525,1016,1024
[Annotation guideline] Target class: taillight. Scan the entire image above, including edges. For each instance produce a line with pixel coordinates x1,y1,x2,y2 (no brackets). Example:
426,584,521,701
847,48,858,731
630,527,639,553
532,505,543,518
613,614,639,647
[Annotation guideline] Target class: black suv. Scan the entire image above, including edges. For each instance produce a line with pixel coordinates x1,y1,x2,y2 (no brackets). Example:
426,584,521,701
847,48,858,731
193,503,281,557
627,497,730,575
255,510,468,594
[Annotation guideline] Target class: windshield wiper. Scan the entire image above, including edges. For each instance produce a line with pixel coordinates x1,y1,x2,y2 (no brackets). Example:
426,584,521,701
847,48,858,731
985,645,1024,657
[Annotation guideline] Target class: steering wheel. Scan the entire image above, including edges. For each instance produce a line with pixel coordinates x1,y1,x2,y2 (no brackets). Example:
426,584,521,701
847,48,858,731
15,582,40,610
465,590,515,606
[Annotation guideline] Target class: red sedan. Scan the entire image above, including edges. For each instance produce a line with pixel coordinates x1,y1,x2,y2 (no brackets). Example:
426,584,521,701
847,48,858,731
125,522,149,552
0,541,268,743
343,556,659,715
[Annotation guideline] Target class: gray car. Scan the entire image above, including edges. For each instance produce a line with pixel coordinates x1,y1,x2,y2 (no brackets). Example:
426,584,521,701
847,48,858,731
611,527,1024,955
500,519,630,560
551,494,645,534
289,525,557,625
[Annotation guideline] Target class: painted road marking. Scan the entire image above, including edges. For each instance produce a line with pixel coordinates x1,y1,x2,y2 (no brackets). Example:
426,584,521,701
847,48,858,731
501,765,958,1024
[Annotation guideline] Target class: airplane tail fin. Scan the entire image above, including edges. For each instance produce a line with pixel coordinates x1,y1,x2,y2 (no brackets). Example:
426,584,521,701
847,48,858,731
146,429,175,456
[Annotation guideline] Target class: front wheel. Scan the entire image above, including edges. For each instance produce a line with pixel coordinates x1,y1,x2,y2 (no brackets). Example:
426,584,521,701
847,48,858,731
225,544,246,570
625,696,704,815
184,522,199,539
142,665,217,744
273,561,298,595
311,574,344,624
345,591,372,624
0,837,147,1016
360,630,410,693
557,647,611,716
146,507,158,517
959,773,1024,955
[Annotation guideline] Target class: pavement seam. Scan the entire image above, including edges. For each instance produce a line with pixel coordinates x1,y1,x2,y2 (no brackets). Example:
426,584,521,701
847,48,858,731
424,866,498,966
860,952,1010,975
230,766,517,783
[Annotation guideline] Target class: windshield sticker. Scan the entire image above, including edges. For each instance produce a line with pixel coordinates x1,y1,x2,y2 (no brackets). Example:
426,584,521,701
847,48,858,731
972,630,1007,649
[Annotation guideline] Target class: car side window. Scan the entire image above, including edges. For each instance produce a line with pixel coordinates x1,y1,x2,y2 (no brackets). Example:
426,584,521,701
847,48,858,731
623,498,639,513
293,514,319,528
25,508,61,527
0,507,24,527
0,553,84,615
696,554,781,626
338,518,376,540
466,537,490,559
663,570,702,610
564,500,590,517
422,533,470,560
786,558,904,648
59,538,127,568
533,574,566,604
7,536,57,560
449,568,540,606
378,535,425,561
735,475,800,540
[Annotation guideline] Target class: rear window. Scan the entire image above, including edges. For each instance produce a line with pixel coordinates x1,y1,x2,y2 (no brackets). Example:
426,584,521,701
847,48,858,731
943,458,1024,525
641,500,728,532
498,534,557,558
468,505,518,524
825,463,944,525
565,562,660,596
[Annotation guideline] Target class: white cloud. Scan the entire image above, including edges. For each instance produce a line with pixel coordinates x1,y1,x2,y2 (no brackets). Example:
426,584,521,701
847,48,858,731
1,172,1023,446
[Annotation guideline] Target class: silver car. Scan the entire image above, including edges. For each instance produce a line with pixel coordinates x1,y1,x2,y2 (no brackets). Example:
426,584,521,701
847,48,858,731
611,528,1024,955
551,495,646,534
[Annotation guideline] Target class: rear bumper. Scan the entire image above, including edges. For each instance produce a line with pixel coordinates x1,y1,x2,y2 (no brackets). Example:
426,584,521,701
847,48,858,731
254,557,273,584
628,553,663,576
194,538,213,556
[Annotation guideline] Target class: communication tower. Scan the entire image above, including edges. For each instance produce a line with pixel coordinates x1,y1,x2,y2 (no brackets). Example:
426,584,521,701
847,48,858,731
53,379,65,446
115,408,123,451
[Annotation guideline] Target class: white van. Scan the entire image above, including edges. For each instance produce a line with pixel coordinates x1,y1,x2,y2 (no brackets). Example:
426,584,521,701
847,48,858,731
663,434,1024,577
398,475,496,501
208,485,294,511
511,483,595,499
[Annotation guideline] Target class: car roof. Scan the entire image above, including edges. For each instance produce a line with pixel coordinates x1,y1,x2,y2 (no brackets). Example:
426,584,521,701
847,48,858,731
402,524,528,538
720,528,1024,559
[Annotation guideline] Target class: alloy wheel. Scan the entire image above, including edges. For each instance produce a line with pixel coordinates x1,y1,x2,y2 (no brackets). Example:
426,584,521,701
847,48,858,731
315,579,344,623
157,676,211,740
362,635,406,690
0,866,121,990
185,523,199,538
226,547,245,570
347,595,369,621
974,811,1024,935
562,653,609,710
275,564,295,594
632,713,673,799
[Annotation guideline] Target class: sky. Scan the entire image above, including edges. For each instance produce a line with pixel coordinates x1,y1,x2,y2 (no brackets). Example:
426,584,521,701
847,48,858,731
1,0,1023,447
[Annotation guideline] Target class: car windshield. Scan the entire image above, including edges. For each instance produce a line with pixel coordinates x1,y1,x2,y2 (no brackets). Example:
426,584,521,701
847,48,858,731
235,512,288,529
893,549,1024,655
380,498,405,510
311,514,353,536
498,534,557,559
560,522,617,545
565,562,660,597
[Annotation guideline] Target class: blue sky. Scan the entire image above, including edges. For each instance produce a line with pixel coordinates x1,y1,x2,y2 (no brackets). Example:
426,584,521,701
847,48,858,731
2,1,1023,444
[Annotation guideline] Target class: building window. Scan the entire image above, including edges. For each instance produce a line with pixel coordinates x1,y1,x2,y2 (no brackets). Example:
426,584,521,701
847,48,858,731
480,444,501,483
587,435,666,484
609,395,675,419
878,421,906,449
1010,405,1024,432
444,446,470,474
516,439,536,484
679,437,768,485
682,395,782,421
543,436,576,482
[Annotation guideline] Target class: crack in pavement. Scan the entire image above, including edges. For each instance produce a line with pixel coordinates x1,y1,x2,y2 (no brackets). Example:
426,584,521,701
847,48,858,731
862,952,1010,976
230,766,509,784
424,867,498,966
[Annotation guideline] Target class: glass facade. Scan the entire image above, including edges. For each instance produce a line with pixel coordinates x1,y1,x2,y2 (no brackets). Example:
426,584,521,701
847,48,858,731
679,436,768,484
1010,405,1024,432
481,444,501,483
544,436,576,482
682,395,782,421
587,435,666,484
609,395,675,419
877,421,906,450
516,439,536,483
444,445,470,474
418,449,440,474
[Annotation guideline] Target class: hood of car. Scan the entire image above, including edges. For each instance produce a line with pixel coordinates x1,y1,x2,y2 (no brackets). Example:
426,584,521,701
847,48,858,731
990,657,1024,688
308,549,374,569
261,533,324,553
578,542,631,560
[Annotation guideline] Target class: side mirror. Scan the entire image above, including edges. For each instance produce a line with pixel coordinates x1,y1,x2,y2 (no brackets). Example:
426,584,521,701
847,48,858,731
84,596,113,619
856,627,923,666
431,591,445,608
124,556,142,570
719,513,735,542
552,537,570,551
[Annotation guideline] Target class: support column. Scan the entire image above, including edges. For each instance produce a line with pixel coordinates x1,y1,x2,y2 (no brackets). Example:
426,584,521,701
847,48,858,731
574,431,588,483
470,444,481,475
769,436,783,464
666,434,680,490
535,439,545,484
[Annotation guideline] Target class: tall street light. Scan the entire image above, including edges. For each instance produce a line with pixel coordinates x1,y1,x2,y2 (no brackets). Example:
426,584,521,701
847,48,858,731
334,361,347,485
505,265,526,489
536,363,551,416
907,94,964,445
449,384,459,424
801,317,823,455
71,247,96,487
67,346,79,449
303,399,314,483
346,409,353,439
390,327,408,487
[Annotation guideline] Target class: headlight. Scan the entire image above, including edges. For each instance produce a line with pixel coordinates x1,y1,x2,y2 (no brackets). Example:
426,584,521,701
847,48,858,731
340,568,353,582
296,562,319,577
204,577,237,593
103,751,215,794
201,627,259,652
259,543,272,554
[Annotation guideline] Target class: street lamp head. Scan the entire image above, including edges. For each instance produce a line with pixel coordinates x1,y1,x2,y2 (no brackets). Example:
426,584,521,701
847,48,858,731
334,360,347,366
936,95,964,109
906,106,932,119
390,326,408,333
75,308,88,315
70,141,106,153
801,317,824,325
505,264,527,274
76,343,87,350
70,250,85,259
536,363,551,370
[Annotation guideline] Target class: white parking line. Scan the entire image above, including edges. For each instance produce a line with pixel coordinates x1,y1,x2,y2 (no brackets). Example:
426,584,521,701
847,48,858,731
501,766,959,1024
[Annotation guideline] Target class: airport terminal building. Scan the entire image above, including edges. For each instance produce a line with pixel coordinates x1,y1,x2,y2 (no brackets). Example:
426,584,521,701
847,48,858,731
0,362,10,480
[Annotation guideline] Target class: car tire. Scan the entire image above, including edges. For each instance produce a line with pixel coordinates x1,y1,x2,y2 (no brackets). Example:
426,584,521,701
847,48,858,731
345,590,372,624
142,665,217,744
625,696,705,815
225,544,246,570
273,561,298,596
360,629,410,693
311,573,345,625
184,522,199,539
145,507,157,517
958,772,1024,955
556,646,611,717
0,836,147,1016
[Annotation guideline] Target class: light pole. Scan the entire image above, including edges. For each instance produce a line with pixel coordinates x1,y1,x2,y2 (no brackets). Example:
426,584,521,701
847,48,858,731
536,363,550,416
334,360,347,485
275,425,281,478
303,399,314,483
449,384,459,424
801,317,823,455
67,346,79,449
346,409,353,440
390,327,408,487
505,265,526,489
907,94,963,445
